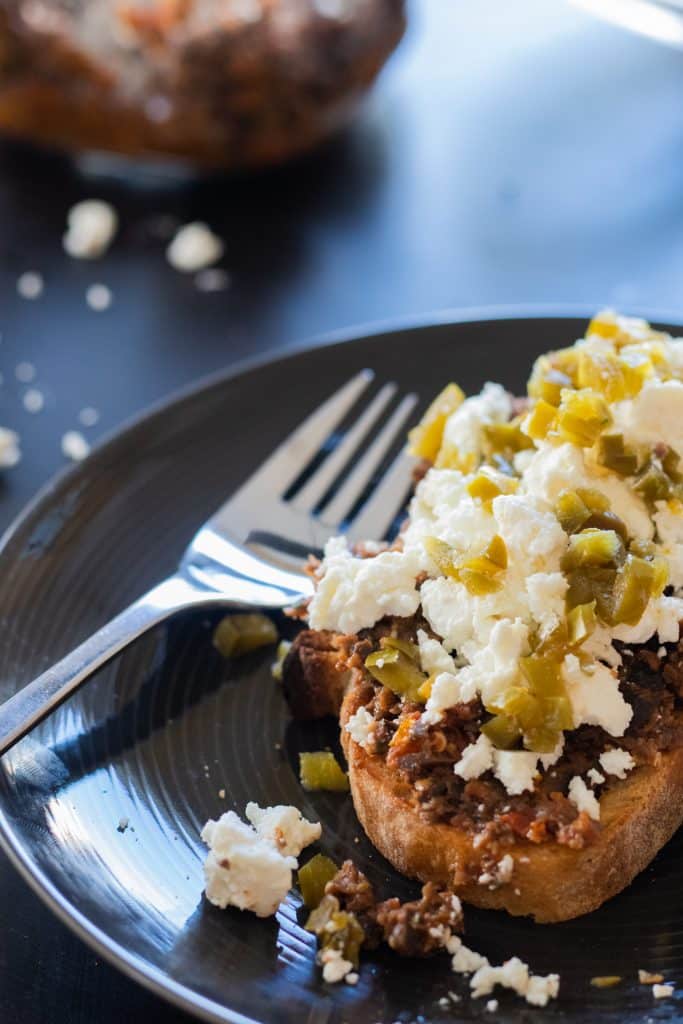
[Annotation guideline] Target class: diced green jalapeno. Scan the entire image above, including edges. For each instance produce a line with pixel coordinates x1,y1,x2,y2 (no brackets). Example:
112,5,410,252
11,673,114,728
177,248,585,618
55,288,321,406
481,714,523,749
596,433,640,477
298,854,339,909
561,529,625,571
213,613,279,657
299,752,350,792
407,383,465,461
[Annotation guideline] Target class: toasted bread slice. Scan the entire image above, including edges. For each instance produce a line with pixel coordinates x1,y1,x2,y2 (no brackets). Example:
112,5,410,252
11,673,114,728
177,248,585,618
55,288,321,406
340,683,683,923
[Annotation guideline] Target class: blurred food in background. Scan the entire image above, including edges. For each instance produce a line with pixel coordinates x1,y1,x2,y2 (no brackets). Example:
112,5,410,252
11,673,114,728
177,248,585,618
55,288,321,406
0,0,405,169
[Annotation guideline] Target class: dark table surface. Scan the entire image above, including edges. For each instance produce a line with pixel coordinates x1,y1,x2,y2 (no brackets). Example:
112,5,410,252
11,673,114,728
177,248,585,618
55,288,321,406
2,1,683,1020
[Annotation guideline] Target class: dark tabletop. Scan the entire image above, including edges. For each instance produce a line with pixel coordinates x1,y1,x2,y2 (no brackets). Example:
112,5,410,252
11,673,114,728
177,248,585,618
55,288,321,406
2,2,683,1021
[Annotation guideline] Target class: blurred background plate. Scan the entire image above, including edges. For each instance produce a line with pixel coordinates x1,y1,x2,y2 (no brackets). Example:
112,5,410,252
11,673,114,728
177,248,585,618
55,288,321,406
0,314,683,1024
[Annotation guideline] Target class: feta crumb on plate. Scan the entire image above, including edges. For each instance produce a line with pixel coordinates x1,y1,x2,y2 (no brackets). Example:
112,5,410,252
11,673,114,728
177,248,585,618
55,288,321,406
167,222,224,272
201,804,320,917
653,983,674,999
320,947,354,983
17,271,43,299
63,200,118,259
86,283,113,311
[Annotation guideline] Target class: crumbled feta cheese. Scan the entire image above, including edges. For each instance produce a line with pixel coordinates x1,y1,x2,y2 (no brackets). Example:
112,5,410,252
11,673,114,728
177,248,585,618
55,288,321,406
308,537,421,634
582,625,623,668
61,430,91,462
493,750,539,795
417,628,457,676
653,983,674,999
202,804,320,917
522,442,653,540
454,734,494,780
568,776,600,821
525,572,568,636
539,735,565,770
423,671,469,725
245,802,321,857
201,811,296,917
86,283,113,311
470,956,560,1007
167,222,224,272
486,999,499,1012
654,499,683,546
563,654,632,736
78,406,100,427
611,595,683,646
587,768,605,786
344,971,359,985
320,947,354,983
0,428,21,468
493,494,567,573
15,361,36,383
599,748,635,779
441,383,512,468
17,271,43,299
63,200,118,259
345,707,376,751
457,618,531,709
615,379,683,459
446,935,489,973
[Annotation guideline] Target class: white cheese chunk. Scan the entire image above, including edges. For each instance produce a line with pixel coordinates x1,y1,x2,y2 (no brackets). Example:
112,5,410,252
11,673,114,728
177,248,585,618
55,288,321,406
320,948,354,983
563,654,632,736
599,748,635,779
201,812,296,917
441,382,512,467
568,776,600,821
63,200,118,259
245,803,321,857
308,537,421,634
492,494,567,573
202,804,320,917
344,707,376,751
167,222,224,272
653,983,675,999
492,750,539,795
615,379,683,458
525,572,568,637
453,734,494,780
417,629,458,676
0,428,21,468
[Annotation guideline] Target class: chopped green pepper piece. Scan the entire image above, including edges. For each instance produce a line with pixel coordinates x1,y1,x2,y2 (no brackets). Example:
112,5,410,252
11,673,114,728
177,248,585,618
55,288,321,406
364,640,427,701
305,894,365,968
213,613,279,657
298,854,339,909
299,752,350,792
522,399,557,440
556,388,611,447
634,461,673,505
407,383,465,461
566,601,597,646
561,529,625,571
596,433,640,477
481,714,523,749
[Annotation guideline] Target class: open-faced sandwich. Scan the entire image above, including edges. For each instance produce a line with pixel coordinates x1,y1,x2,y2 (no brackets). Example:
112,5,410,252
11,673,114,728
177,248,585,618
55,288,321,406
283,311,683,923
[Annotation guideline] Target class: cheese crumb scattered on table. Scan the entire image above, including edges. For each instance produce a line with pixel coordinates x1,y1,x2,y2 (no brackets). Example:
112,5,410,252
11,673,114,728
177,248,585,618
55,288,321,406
86,283,113,311
195,268,231,292
17,272,43,299
63,200,118,259
653,983,674,999
78,407,100,427
0,428,21,468
61,431,91,462
15,361,36,383
486,999,499,1012
167,222,224,272
23,388,44,413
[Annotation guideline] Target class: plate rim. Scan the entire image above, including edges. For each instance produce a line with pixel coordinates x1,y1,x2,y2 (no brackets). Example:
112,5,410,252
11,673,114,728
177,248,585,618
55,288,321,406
0,305,681,1024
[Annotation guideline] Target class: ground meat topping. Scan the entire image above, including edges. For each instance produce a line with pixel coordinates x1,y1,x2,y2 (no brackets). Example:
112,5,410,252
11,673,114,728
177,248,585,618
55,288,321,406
324,860,463,958
344,625,683,852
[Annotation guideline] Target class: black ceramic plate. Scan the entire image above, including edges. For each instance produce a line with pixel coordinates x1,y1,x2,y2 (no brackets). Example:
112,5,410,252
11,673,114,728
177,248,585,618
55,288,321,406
0,315,682,1024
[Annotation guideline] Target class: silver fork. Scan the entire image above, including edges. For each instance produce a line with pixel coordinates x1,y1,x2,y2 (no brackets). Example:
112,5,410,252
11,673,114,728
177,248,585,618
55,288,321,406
0,371,419,756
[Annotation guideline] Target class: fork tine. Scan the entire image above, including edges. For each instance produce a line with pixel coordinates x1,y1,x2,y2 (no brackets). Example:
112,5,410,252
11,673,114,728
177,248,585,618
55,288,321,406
345,450,417,543
291,381,397,513
319,392,419,528
234,370,374,498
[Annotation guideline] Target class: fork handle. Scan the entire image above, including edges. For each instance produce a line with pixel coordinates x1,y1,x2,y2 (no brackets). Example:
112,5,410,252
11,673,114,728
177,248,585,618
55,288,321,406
0,574,215,758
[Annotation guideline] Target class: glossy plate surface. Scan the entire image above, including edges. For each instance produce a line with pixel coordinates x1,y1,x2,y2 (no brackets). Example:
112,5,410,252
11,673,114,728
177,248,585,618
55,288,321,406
0,316,682,1024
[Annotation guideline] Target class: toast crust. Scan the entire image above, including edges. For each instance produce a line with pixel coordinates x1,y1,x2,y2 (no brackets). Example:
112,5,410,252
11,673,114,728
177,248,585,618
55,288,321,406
340,683,683,923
